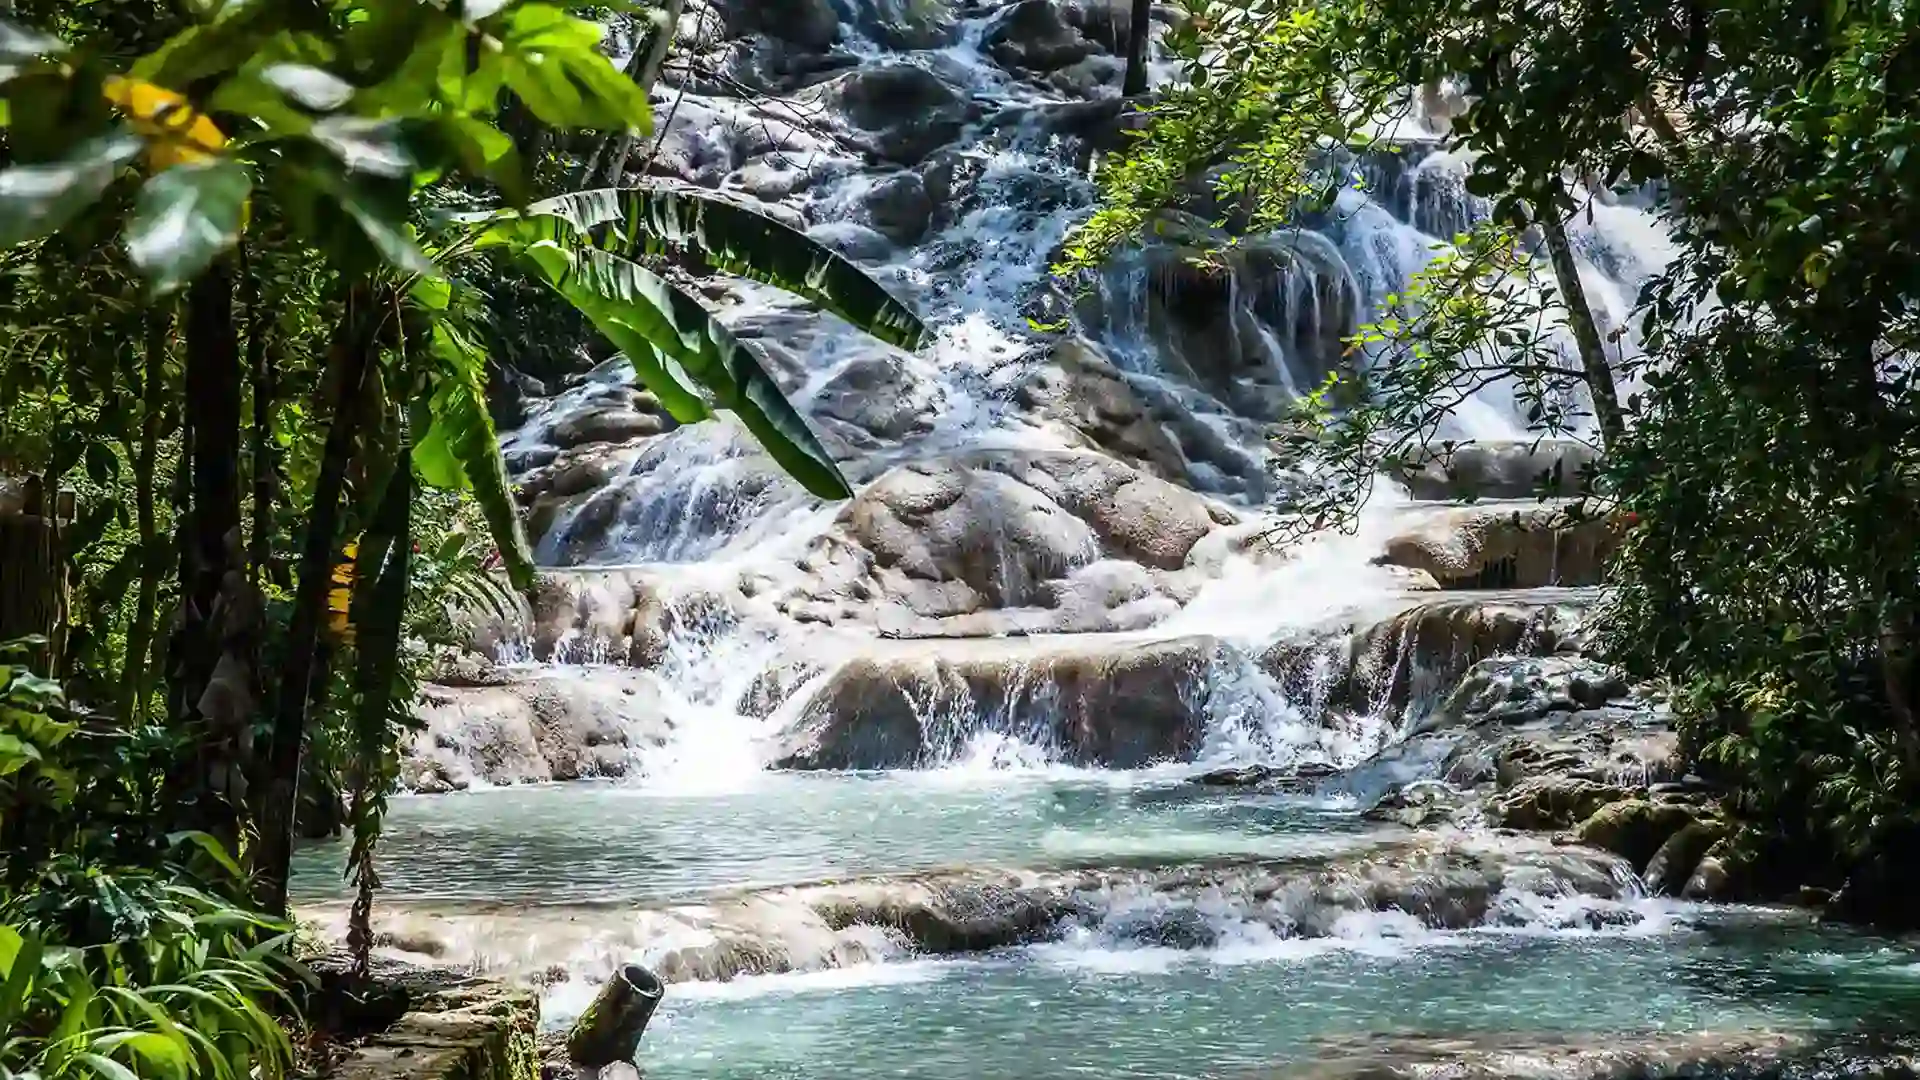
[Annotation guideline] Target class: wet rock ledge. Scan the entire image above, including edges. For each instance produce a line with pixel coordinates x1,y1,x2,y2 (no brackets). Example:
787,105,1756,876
311,956,540,1080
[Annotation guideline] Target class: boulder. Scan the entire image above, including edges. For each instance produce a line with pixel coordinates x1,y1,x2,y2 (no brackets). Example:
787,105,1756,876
1263,594,1589,723
1486,775,1630,831
714,0,840,49
550,405,672,449
856,171,934,244
1016,338,1190,483
1682,840,1736,901
983,0,1134,73
806,221,894,263
1425,655,1631,733
1644,820,1727,896
1393,439,1602,501
403,669,673,789
814,352,943,444
1376,501,1623,589
773,635,1223,769
1570,798,1700,873
824,63,973,165
778,450,1232,635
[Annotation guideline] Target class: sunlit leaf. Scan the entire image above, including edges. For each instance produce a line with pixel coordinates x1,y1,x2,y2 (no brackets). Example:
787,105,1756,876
0,131,143,248
125,158,252,296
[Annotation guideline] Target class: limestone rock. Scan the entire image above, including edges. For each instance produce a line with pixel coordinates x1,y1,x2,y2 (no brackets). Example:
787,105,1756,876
403,670,672,789
773,635,1223,769
1426,655,1631,733
823,63,973,165
1017,339,1190,483
815,353,943,444
1571,798,1700,873
1682,841,1735,901
1377,501,1624,589
1644,820,1728,896
856,171,934,244
779,450,1232,635
1486,776,1630,831
1393,439,1602,501
984,0,1134,74
806,221,894,264
714,0,840,49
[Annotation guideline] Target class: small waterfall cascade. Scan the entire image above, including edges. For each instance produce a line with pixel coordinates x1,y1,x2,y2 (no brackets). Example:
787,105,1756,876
450,0,1686,791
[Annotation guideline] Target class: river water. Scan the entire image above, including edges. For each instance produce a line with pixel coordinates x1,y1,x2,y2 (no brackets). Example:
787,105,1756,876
294,1,1918,1073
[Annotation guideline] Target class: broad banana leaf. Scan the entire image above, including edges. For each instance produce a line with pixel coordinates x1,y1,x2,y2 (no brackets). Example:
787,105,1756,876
490,186,927,351
512,237,853,499
416,319,539,591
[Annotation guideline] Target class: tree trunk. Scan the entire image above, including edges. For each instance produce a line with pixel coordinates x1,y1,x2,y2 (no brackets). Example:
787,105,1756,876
567,965,665,1070
245,247,275,590
1122,0,1153,97
121,311,171,725
0,508,60,666
255,280,380,917
1535,182,1626,448
168,257,252,854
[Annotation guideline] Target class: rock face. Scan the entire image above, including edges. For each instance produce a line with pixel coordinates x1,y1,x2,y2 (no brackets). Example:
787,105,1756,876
773,635,1225,769
776,450,1235,636
319,964,538,1080
1392,439,1602,501
1263,592,1591,723
1377,502,1624,589
403,669,672,791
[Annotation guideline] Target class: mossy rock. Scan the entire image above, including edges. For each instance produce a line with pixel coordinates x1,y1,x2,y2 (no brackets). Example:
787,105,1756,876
1486,776,1630,831
1644,820,1729,896
328,983,539,1080
1572,799,1700,872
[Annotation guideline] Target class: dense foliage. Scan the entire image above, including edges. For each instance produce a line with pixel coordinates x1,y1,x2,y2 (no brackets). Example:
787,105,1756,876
1073,0,1920,916
0,0,922,1065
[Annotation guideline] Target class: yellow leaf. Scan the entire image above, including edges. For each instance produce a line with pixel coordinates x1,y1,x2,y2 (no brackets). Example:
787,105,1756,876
102,75,228,167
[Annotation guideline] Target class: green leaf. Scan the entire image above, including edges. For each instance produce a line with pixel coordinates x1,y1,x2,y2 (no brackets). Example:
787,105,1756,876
514,240,711,421
518,240,851,498
424,321,537,591
261,63,354,110
334,180,431,274
0,926,41,1024
516,187,926,349
166,831,245,882
0,131,143,248
125,159,252,296
75,1053,140,1080
0,18,66,84
490,3,652,133
92,1033,188,1080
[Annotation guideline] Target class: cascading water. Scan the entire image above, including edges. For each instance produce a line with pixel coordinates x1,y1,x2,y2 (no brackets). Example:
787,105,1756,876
291,4,1920,1077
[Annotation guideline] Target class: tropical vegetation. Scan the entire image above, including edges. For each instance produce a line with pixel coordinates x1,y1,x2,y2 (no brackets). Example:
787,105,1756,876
1067,0,1920,919
0,0,922,1068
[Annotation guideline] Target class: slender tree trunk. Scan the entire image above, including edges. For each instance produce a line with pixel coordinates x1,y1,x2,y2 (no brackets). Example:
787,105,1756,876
244,248,275,589
168,257,252,854
1122,0,1153,97
121,310,171,726
1535,182,1626,448
256,280,380,916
